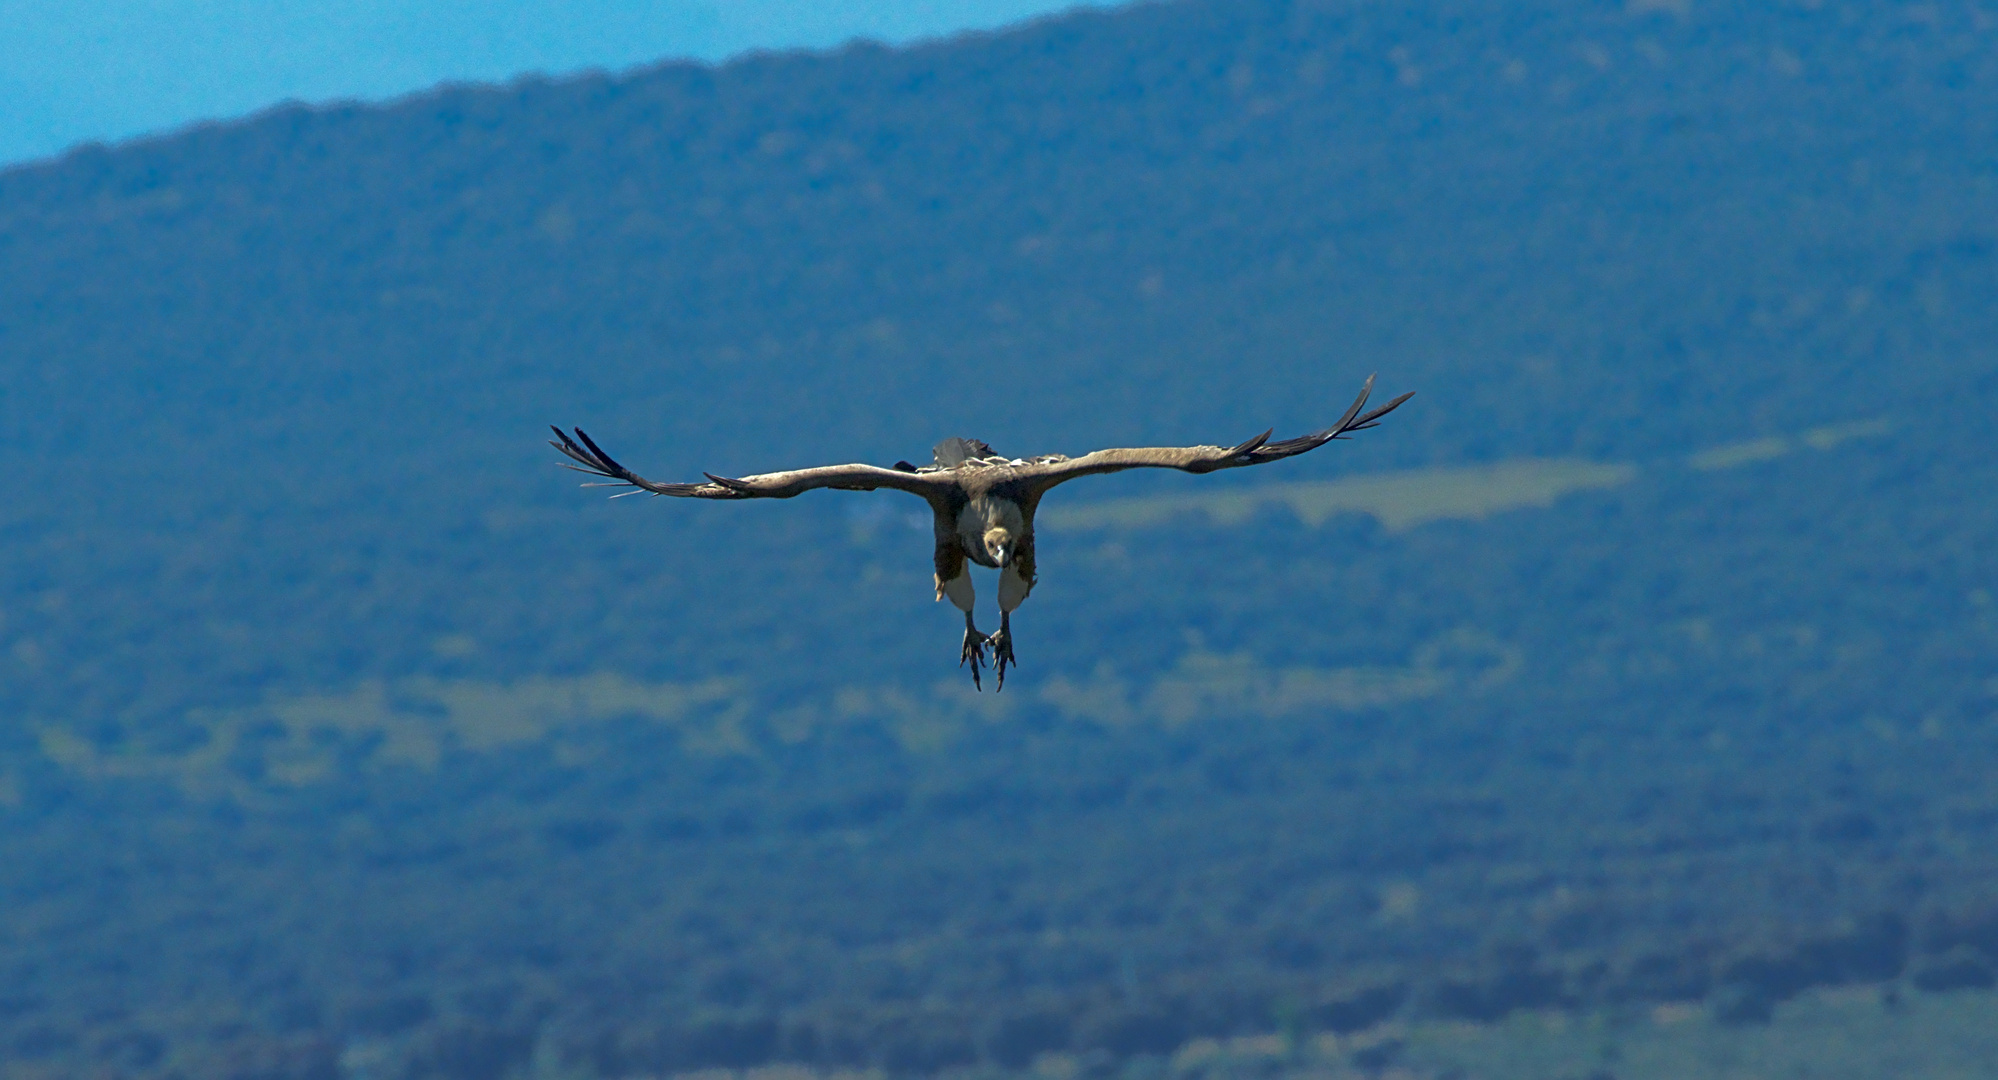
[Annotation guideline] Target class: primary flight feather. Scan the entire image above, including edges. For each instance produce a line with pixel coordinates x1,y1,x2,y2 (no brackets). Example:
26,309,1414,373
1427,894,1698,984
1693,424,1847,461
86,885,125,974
551,375,1412,690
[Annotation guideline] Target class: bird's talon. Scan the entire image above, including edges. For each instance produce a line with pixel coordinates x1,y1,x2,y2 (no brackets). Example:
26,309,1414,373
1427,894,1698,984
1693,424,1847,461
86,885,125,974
987,630,1016,691
960,629,988,690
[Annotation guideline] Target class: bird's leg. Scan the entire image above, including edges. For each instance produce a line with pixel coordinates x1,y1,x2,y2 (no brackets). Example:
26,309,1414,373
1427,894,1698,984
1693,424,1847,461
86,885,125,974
960,610,989,691
990,560,1031,691
987,611,1016,691
939,565,986,690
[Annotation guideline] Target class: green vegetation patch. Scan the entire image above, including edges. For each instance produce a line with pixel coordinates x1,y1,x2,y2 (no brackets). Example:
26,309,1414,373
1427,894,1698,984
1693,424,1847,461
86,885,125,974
1045,459,1639,533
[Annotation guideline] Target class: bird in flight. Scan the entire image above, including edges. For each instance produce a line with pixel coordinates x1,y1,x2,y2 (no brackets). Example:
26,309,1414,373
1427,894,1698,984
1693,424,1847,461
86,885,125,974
551,375,1411,690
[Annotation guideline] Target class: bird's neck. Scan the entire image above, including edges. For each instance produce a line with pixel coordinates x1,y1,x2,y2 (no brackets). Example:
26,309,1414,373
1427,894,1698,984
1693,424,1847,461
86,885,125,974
958,496,1026,562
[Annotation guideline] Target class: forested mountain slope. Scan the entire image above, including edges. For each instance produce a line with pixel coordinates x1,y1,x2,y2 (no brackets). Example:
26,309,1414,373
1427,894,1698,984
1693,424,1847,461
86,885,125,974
2,0,1997,1076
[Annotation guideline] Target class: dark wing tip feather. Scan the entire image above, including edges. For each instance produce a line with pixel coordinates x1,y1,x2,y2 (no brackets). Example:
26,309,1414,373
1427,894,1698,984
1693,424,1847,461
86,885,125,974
549,425,712,497
549,427,603,470
1243,376,1408,461
1255,432,1330,457
1349,390,1415,431
549,426,609,472
570,427,628,473
551,425,780,499
702,472,758,493
1330,373,1379,430
1228,429,1274,456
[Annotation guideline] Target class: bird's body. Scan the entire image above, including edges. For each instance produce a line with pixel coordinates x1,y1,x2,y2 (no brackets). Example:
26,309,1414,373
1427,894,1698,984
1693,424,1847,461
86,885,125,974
552,376,1411,689
933,464,1041,676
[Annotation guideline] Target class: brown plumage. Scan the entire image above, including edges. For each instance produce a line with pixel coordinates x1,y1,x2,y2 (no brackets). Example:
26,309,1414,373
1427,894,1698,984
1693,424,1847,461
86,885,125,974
551,375,1412,689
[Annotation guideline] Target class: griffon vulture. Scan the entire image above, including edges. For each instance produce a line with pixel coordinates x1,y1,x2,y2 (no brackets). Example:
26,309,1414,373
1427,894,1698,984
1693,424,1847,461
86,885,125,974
551,375,1411,689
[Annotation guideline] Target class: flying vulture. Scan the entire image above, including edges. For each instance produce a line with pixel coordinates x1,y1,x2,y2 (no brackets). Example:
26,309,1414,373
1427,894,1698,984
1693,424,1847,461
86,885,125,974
551,375,1412,690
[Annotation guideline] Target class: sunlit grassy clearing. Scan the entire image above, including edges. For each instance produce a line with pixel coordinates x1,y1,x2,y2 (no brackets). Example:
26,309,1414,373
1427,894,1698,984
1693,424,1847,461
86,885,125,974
1061,984,1998,1079
1047,417,1896,533
1683,417,1896,471
1042,458,1639,533
32,630,1518,792
35,673,747,796
629,984,1998,1080
1377,983,1998,1080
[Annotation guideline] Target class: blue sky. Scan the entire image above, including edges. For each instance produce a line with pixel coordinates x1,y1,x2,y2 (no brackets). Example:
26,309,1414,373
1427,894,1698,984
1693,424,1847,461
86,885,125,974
0,0,1118,167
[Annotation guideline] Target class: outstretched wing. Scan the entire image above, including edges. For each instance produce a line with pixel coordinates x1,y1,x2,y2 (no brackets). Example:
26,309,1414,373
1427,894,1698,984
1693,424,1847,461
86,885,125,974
550,427,950,501
1017,375,1412,497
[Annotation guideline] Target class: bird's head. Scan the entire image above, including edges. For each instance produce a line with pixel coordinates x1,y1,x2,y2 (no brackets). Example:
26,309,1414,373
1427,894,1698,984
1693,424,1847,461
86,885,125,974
983,527,1016,567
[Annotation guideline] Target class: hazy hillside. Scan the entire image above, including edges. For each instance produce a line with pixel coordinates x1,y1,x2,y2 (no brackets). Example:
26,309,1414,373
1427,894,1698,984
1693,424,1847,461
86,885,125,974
2,0,1997,1076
